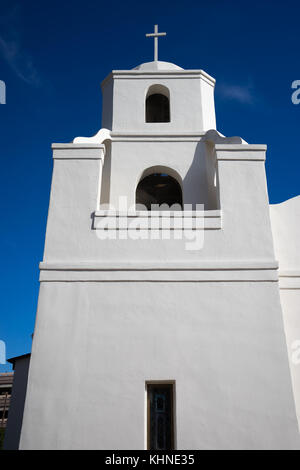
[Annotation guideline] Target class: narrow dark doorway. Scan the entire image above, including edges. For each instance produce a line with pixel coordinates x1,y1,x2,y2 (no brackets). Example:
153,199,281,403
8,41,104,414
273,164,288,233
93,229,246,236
147,383,174,450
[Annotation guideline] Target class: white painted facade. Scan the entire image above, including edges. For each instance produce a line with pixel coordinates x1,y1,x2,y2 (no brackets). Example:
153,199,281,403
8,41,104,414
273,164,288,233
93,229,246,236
270,196,300,428
19,60,300,449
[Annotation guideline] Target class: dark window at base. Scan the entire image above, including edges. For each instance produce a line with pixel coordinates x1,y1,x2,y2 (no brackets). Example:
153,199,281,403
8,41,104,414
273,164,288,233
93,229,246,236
147,383,175,450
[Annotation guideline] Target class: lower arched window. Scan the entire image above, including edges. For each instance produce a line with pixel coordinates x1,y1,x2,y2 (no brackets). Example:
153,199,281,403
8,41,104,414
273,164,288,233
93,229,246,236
136,172,182,210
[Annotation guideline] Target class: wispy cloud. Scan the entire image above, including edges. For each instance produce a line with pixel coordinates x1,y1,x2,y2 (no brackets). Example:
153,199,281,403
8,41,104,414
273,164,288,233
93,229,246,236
0,36,40,86
0,6,40,86
218,82,255,105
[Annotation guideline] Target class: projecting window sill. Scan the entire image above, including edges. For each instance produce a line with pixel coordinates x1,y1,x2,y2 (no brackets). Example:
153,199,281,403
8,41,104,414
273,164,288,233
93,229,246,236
92,210,222,230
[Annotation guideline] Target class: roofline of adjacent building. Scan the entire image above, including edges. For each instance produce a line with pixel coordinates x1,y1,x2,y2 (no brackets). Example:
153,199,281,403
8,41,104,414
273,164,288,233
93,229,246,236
7,353,31,370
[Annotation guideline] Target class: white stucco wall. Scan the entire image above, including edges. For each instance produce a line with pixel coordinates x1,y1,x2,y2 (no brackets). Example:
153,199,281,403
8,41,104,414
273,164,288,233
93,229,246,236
20,138,300,449
101,65,216,133
19,62,300,449
106,140,214,208
20,281,299,450
42,143,275,264
270,196,300,270
270,196,300,428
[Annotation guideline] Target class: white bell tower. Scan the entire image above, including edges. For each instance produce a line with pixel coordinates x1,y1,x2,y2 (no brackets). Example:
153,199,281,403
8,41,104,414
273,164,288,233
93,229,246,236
19,28,300,450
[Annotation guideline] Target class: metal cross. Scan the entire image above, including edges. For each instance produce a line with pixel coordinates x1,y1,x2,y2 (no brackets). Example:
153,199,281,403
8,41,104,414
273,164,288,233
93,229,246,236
146,25,166,62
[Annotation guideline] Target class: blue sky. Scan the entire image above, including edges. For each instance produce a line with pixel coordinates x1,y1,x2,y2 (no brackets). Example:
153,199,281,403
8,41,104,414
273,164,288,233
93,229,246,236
0,0,299,371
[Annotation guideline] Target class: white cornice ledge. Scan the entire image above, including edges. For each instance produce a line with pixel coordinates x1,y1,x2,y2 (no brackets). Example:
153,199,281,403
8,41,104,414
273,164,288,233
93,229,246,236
93,210,222,230
215,144,267,151
94,210,221,218
101,69,216,88
40,260,278,271
216,144,267,161
110,132,206,142
52,144,105,160
52,144,105,149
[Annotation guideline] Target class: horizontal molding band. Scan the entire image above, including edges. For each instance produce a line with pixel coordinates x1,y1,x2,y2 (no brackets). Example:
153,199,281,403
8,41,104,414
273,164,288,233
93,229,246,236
92,227,221,231
94,210,221,218
52,144,105,149
93,210,222,230
215,144,267,151
108,135,264,144
39,260,278,281
40,277,279,282
101,70,216,87
110,136,204,142
52,145,105,160
110,132,206,137
216,145,266,161
39,260,279,271
39,271,278,282
279,271,300,289
279,270,300,277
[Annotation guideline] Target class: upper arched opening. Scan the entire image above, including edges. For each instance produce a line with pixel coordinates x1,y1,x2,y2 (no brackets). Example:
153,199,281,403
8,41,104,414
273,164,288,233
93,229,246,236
145,85,170,123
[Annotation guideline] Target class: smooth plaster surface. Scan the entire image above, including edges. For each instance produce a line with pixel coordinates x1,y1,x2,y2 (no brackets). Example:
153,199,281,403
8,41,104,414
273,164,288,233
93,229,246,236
19,61,300,449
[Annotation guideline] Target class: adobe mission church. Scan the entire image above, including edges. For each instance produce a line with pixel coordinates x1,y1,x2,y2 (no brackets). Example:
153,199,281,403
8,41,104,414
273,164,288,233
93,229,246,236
19,27,300,449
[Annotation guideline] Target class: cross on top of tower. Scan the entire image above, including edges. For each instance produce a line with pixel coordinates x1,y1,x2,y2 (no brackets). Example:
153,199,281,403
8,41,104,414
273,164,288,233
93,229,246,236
146,25,166,62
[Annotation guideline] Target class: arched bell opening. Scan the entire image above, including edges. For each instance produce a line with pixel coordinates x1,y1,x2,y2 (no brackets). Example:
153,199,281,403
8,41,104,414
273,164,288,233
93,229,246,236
136,169,182,211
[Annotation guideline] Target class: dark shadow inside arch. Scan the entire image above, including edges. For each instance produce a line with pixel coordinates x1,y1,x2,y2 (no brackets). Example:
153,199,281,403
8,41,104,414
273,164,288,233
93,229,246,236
146,94,170,123
136,173,183,210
